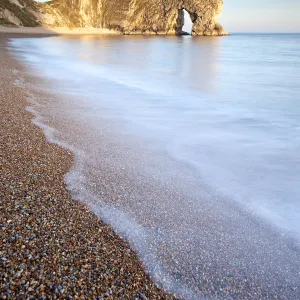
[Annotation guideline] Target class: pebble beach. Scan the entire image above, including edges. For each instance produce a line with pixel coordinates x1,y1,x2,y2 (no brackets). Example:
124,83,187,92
0,33,174,299
2,31,300,300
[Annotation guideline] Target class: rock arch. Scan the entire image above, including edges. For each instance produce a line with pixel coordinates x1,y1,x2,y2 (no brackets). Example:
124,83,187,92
43,0,228,36
176,1,227,36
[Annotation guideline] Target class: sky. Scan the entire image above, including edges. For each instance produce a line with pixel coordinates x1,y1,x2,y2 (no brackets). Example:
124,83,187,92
220,0,300,33
36,0,300,33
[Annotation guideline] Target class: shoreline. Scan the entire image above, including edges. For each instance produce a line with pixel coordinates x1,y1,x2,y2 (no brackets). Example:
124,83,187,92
0,26,230,37
3,32,300,299
0,33,174,299
0,26,121,35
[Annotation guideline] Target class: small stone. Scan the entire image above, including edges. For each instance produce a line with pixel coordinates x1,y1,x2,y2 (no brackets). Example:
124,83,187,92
137,292,148,300
57,285,63,292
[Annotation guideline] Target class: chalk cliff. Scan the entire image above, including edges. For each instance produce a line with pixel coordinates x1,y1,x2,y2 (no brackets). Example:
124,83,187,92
0,0,228,36
0,0,40,27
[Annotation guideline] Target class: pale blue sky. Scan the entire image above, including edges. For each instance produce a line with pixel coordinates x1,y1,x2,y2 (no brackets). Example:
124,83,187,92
220,0,300,33
36,0,300,33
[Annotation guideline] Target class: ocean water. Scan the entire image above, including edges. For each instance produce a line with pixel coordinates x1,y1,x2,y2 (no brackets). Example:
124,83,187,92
9,34,300,298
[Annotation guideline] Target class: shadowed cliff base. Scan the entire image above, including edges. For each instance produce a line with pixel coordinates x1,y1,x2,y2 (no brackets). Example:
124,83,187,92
0,0,229,36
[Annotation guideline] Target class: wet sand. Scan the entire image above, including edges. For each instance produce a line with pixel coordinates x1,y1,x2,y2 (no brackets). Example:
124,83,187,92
0,33,173,299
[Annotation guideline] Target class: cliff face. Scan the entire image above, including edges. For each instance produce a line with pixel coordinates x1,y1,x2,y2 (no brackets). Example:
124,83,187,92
0,0,41,27
43,0,227,36
1,0,227,36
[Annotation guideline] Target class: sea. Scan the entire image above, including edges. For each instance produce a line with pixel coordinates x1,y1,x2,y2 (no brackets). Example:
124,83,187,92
9,33,300,298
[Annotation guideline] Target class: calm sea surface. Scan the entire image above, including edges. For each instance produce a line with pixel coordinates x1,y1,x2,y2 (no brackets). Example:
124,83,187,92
10,34,300,298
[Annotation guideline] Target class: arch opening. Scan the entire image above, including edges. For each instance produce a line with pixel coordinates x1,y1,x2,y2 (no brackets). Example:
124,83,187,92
176,8,195,36
182,9,193,34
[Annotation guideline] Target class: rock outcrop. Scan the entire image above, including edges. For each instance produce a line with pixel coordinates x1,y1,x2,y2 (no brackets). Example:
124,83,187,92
0,0,41,27
1,0,228,36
